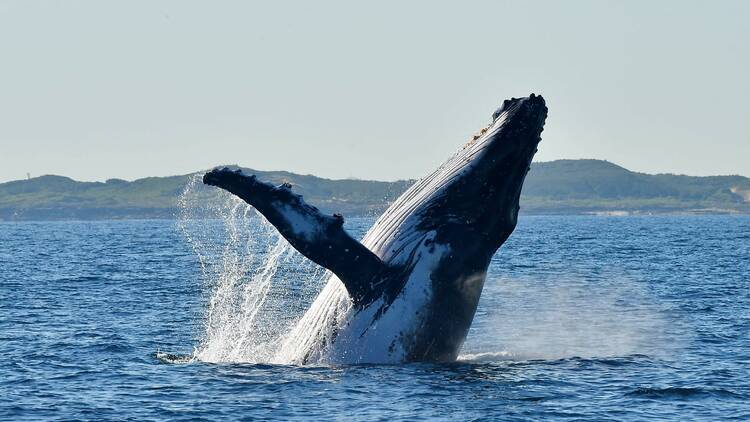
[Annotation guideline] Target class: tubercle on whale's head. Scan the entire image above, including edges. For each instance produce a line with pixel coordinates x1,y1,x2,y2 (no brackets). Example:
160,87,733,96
419,94,547,257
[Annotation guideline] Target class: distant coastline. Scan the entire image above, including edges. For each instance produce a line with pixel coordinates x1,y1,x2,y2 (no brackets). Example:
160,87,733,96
1,159,749,221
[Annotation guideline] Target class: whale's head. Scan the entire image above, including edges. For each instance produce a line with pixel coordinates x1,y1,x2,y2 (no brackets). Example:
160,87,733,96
411,94,547,255
370,94,547,266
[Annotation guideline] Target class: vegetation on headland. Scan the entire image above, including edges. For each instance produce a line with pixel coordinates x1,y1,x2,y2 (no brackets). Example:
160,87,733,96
1,160,748,220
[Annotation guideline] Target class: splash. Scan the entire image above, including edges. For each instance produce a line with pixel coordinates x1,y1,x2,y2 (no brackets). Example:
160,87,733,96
177,174,328,363
177,174,678,365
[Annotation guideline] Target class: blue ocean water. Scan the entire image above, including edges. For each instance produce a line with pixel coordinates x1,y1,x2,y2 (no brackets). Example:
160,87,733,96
1,215,748,420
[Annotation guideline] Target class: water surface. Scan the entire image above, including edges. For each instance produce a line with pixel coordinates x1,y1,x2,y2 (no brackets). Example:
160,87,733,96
1,215,748,420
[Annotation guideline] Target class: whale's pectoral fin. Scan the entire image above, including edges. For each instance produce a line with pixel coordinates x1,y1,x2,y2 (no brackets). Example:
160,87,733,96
203,167,385,305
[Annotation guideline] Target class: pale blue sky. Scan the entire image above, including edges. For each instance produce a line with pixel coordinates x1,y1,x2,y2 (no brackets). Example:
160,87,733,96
0,0,747,182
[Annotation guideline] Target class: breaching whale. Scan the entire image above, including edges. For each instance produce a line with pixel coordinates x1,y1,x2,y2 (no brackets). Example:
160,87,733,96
203,94,548,364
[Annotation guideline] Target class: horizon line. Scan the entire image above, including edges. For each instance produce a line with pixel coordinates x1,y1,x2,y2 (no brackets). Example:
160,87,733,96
2,158,749,185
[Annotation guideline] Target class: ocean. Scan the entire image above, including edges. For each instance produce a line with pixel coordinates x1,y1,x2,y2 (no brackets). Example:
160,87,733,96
1,212,748,420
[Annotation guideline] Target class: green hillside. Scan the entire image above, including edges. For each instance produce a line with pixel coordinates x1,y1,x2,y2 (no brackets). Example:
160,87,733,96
0,168,412,220
1,160,748,220
521,160,750,214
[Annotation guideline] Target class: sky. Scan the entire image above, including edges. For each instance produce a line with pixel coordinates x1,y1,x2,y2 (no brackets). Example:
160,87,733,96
0,0,748,183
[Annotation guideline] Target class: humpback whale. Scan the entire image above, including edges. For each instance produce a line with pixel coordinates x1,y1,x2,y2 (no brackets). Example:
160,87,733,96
203,94,548,364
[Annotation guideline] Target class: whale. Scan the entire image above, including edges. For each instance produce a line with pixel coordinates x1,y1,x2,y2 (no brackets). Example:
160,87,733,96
203,94,548,364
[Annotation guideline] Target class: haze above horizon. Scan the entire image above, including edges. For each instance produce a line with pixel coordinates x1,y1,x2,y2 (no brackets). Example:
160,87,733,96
1,1,748,183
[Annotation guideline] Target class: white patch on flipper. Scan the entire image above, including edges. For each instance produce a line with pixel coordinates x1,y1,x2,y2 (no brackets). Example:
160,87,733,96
274,202,319,241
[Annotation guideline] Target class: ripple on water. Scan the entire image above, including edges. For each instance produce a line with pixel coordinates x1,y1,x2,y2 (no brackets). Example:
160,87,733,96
625,386,746,400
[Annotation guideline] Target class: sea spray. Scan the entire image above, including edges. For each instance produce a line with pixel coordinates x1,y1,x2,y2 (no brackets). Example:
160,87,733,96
177,174,328,363
460,274,683,361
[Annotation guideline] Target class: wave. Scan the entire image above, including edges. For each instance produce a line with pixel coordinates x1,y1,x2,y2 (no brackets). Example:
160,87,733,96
626,386,745,399
458,351,533,362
